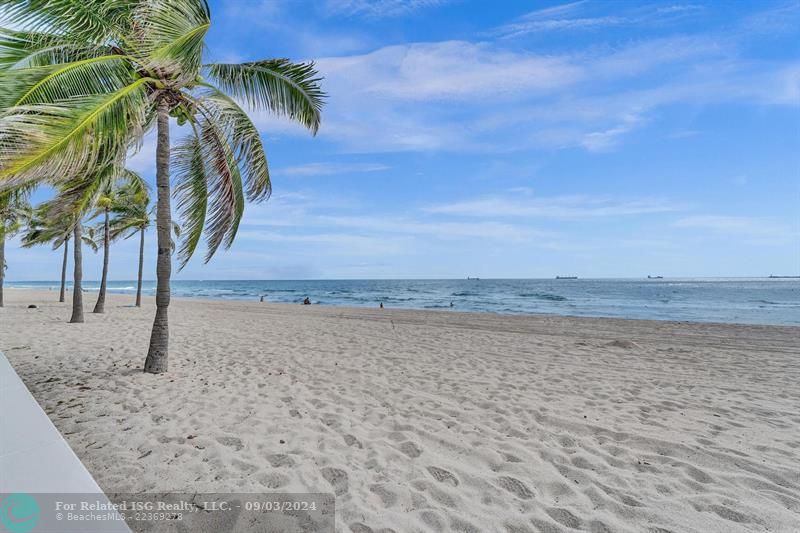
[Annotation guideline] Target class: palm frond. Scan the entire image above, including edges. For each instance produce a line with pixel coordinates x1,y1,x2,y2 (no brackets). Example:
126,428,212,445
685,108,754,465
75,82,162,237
0,186,32,238
81,224,100,252
131,0,210,77
0,78,152,187
193,88,271,201
0,27,103,69
107,180,150,239
205,59,325,133
118,168,148,198
0,54,135,108
20,202,72,249
172,131,207,268
198,113,244,260
0,1,133,43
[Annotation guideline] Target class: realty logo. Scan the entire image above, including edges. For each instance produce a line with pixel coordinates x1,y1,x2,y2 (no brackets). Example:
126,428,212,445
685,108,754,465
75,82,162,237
0,494,40,533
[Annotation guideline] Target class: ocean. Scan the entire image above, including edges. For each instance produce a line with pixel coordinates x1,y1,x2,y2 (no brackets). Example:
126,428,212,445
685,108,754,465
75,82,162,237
7,278,799,326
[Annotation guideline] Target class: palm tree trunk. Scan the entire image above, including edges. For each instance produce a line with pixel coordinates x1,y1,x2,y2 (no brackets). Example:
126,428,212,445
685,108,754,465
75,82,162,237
0,234,5,308
93,208,110,313
69,222,84,323
144,99,172,374
59,236,69,303
136,226,144,307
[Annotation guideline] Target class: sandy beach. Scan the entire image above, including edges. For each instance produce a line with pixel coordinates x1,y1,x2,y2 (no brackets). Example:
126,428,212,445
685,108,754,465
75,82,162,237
1,288,799,532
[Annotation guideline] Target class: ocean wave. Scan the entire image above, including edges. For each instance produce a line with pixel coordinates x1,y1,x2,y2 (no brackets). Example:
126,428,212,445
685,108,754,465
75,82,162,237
518,292,567,301
9,279,798,325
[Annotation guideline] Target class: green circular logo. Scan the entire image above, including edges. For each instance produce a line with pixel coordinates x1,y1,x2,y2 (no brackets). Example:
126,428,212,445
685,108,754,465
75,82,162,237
0,494,40,533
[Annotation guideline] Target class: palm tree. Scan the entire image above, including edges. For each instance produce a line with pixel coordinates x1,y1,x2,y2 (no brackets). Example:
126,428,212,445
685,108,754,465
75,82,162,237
69,220,99,323
22,204,74,302
0,188,31,307
108,184,151,307
89,168,146,314
23,198,99,320
0,1,324,373
107,181,179,307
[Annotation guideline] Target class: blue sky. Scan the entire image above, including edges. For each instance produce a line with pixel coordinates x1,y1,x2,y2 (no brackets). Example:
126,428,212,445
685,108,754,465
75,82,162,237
8,0,800,280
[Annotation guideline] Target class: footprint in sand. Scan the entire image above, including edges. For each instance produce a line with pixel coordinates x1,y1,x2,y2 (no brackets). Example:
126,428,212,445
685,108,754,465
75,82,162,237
321,467,349,495
426,466,459,486
419,511,445,530
587,520,615,533
216,436,244,451
450,517,481,532
231,459,258,474
399,441,422,458
497,476,534,499
504,522,535,533
709,505,752,524
545,507,582,529
369,484,398,508
343,434,363,448
256,472,289,489
320,414,340,428
266,454,295,467
684,465,713,483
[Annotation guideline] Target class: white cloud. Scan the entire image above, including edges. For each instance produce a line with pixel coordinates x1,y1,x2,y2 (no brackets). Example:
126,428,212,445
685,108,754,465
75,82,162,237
425,195,683,218
580,113,644,152
491,1,624,39
276,162,390,177
315,215,554,241
322,0,450,18
656,4,704,15
247,24,794,155
237,230,412,255
492,1,708,39
321,41,582,101
496,16,625,38
240,191,555,243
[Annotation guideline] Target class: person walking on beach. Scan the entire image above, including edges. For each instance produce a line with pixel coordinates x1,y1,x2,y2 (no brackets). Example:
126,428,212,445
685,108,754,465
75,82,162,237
380,302,384,309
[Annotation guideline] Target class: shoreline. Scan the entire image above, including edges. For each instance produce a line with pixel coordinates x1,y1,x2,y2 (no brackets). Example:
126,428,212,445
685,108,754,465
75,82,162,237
5,287,798,330
2,289,799,532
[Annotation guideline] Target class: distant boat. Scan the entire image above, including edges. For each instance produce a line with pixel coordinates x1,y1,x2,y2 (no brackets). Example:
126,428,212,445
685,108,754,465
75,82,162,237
768,275,800,279
467,277,480,280
648,275,664,279
555,276,578,280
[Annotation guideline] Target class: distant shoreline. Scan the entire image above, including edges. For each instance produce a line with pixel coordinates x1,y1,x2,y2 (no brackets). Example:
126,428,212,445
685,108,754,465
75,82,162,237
6,276,800,282
6,286,799,329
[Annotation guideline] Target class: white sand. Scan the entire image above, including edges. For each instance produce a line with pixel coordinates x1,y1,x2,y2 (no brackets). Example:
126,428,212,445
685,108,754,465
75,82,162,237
1,288,799,532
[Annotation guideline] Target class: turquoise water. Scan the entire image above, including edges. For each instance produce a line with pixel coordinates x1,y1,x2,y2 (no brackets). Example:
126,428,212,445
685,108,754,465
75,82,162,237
8,278,799,326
